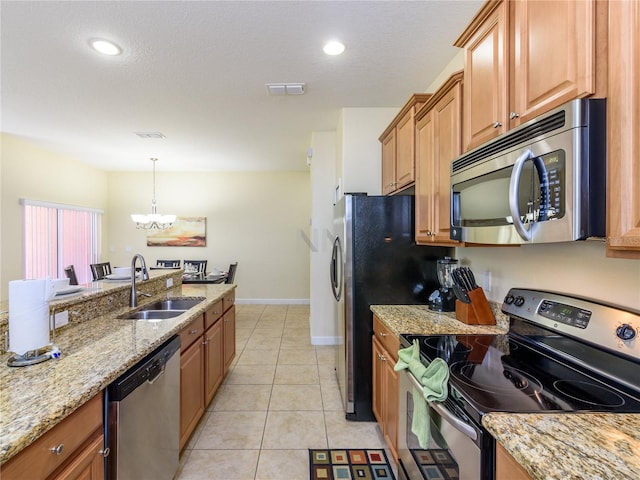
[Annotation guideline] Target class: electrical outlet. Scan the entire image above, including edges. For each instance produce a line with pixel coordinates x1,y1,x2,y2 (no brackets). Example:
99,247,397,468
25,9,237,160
54,311,69,328
166,278,173,288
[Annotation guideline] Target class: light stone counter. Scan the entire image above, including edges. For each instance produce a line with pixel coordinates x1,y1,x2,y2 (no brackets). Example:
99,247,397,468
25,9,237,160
483,413,640,480
370,303,509,336
0,278,235,465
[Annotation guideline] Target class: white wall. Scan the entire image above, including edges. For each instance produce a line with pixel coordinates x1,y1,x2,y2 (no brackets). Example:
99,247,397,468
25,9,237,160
106,170,311,302
0,134,109,300
309,131,338,344
336,108,398,196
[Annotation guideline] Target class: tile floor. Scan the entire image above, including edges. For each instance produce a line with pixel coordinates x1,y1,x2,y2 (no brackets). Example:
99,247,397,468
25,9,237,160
175,304,393,480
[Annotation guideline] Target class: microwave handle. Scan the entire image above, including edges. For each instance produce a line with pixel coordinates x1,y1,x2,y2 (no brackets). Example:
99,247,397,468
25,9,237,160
509,149,535,241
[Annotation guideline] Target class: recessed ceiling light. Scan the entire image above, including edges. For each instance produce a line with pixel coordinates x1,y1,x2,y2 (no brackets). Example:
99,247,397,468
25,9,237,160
323,41,345,56
89,38,122,56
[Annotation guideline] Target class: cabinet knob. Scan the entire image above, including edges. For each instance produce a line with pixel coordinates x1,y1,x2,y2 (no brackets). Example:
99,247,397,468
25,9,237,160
380,354,387,361
189,329,198,335
50,444,64,455
378,332,387,337
509,112,520,119
493,121,502,128
99,447,110,458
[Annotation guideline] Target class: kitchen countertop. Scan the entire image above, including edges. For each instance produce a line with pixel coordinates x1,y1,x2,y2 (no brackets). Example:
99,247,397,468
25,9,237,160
372,303,640,480
0,278,235,465
483,413,640,480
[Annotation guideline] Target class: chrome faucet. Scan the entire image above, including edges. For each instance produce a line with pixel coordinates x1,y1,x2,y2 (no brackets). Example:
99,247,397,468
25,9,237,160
130,254,151,307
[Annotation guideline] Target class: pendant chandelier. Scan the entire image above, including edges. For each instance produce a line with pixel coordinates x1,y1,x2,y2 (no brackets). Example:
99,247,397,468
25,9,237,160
131,158,176,230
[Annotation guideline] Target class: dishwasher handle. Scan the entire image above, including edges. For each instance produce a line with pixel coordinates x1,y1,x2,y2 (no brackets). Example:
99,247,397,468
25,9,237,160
146,358,166,384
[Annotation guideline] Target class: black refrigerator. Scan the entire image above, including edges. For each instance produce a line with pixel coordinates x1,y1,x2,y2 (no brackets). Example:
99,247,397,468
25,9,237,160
330,193,452,421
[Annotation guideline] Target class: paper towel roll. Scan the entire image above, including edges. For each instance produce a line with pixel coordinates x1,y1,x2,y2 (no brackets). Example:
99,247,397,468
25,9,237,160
9,278,54,355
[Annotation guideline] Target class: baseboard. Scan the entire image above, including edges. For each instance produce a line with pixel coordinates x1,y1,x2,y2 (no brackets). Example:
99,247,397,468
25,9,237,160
236,298,310,305
311,336,339,346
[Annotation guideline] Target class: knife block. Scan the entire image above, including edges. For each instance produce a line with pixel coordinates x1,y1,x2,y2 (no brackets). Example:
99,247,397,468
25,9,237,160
455,287,496,325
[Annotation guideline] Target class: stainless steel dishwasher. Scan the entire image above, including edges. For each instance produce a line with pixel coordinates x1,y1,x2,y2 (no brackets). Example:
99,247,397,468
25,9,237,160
107,335,180,480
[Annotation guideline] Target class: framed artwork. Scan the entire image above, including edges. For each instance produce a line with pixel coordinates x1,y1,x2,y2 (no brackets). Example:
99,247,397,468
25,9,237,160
147,216,206,247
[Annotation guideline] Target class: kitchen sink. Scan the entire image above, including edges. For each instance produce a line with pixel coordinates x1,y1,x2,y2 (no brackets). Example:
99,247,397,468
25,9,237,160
118,310,186,321
139,297,205,311
118,297,205,321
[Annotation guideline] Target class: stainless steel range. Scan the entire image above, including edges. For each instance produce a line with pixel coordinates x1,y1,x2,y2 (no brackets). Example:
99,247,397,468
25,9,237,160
397,288,640,480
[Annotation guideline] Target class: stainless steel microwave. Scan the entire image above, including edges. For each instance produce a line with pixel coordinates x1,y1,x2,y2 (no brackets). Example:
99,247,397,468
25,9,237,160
450,98,606,245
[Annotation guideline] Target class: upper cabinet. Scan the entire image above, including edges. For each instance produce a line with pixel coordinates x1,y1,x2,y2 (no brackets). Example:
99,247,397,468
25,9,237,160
415,72,464,246
455,0,604,152
606,0,640,259
379,94,431,195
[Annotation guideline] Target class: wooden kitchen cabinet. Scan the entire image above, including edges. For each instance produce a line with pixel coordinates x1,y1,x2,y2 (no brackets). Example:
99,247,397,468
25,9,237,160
455,0,603,152
179,294,237,450
1,393,105,480
495,443,533,480
606,0,640,259
179,330,205,451
379,94,431,195
415,72,463,246
372,315,399,460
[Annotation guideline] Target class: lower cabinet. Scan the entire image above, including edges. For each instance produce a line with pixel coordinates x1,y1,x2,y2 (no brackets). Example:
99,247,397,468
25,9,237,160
2,393,105,480
179,294,236,451
495,443,533,480
372,315,399,460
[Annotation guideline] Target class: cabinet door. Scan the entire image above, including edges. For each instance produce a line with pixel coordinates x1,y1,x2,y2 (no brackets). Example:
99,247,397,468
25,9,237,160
415,110,435,244
606,0,640,259
223,305,236,373
50,433,105,480
461,1,508,151
431,81,462,245
510,0,595,126
372,336,385,425
381,130,397,195
382,354,398,460
395,108,416,189
180,340,205,450
204,320,224,406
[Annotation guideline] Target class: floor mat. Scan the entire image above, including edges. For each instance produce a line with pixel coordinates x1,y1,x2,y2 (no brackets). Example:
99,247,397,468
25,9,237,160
309,449,396,480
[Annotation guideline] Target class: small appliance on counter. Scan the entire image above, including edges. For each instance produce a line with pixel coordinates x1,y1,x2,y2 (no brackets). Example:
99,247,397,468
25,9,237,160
428,257,458,312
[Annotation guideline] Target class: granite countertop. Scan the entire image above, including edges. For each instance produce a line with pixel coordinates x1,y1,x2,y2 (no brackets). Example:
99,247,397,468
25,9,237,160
372,303,640,480
483,413,640,480
0,280,236,465
370,304,509,336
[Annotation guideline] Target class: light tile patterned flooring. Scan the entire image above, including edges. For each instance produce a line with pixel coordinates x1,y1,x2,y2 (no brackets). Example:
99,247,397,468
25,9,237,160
176,304,391,480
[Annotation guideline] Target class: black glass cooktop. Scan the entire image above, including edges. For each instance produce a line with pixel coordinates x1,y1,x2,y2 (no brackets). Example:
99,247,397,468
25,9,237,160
400,332,640,420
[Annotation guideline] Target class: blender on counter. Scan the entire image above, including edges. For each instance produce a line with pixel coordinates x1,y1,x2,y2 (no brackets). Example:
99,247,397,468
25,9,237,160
428,257,457,312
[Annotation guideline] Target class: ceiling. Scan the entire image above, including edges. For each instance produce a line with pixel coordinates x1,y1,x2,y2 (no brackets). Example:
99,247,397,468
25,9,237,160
1,1,483,173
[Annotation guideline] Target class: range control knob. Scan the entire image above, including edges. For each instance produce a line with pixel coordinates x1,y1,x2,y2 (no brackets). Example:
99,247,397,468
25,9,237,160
504,294,515,305
616,324,637,341
514,296,525,307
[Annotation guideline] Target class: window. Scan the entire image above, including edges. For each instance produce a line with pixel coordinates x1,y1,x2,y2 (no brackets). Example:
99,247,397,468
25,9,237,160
21,199,103,284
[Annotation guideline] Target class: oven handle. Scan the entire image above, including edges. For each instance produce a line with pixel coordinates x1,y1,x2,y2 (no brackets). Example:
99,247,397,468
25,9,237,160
406,370,478,441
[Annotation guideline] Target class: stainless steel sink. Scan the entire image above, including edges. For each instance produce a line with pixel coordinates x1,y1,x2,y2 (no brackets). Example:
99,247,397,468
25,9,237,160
118,310,186,321
139,298,205,311
118,297,205,321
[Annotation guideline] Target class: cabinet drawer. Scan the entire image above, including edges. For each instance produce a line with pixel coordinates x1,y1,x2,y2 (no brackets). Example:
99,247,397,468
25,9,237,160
373,315,399,361
2,393,103,480
223,290,235,312
179,315,204,350
204,300,223,330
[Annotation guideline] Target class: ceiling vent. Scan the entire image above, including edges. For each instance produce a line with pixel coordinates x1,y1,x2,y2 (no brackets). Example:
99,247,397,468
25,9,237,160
266,83,305,95
134,132,166,139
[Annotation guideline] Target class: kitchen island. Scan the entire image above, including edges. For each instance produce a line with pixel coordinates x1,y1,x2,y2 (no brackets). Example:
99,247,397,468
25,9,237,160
372,305,640,480
0,270,236,466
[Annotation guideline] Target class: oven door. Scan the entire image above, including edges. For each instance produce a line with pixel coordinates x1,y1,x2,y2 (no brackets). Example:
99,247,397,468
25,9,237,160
398,369,493,480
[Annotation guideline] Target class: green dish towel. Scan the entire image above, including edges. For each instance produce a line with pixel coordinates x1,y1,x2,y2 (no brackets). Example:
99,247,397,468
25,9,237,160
395,339,450,448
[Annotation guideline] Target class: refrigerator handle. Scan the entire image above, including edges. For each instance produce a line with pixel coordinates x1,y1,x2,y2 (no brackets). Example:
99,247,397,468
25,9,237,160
330,236,342,301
